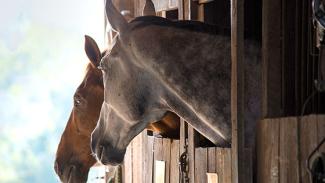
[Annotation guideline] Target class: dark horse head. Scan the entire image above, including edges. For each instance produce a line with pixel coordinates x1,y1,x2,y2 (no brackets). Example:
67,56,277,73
91,0,261,166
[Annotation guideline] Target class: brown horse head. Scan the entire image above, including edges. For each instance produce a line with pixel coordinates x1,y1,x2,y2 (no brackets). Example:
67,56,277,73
54,35,180,182
54,35,104,183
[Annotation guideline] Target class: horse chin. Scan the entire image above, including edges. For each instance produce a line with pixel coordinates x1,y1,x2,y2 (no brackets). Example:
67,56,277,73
67,173,88,183
62,166,88,183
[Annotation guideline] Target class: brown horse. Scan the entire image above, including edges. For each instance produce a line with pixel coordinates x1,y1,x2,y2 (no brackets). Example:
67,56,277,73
54,35,179,183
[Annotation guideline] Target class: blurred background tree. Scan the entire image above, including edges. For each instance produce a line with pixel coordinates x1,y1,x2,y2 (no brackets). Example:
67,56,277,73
0,0,104,182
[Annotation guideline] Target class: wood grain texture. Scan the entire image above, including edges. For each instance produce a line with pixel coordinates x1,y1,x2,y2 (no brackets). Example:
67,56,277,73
257,118,280,183
216,148,224,183
132,133,144,183
163,138,171,183
230,0,245,182
279,117,299,183
257,115,325,183
183,0,191,20
123,141,133,183
144,136,154,183
195,148,208,183
223,148,232,183
300,115,318,183
207,147,216,173
188,126,195,183
170,140,180,183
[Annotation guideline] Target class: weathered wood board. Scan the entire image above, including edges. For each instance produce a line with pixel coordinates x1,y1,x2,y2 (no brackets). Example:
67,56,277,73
257,115,325,183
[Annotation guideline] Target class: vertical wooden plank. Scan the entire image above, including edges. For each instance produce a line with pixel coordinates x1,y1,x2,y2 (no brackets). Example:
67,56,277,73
230,0,245,182
157,11,166,18
154,137,164,160
299,115,318,183
257,119,280,183
179,118,186,157
262,0,283,118
197,3,204,22
279,117,299,183
141,131,148,183
188,126,195,183
195,148,208,183
170,140,180,183
123,141,133,183
144,136,154,183
134,0,145,17
163,138,171,183
207,147,216,173
154,137,164,182
223,148,232,183
183,0,191,20
177,0,184,19
133,0,139,17
216,148,225,183
178,119,186,182
132,133,144,183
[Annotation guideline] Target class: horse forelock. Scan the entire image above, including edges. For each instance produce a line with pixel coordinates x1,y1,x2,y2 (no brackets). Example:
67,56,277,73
82,49,108,88
82,64,103,88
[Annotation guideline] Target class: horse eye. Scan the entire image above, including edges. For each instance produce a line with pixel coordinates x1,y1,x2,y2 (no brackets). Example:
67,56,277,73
74,96,82,106
75,99,81,105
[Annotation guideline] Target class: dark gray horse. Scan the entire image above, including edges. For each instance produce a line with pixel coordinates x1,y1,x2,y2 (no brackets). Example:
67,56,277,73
91,0,261,165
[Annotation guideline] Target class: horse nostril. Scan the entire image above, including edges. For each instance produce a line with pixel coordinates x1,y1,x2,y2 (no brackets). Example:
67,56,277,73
98,145,104,160
67,165,75,182
54,159,62,176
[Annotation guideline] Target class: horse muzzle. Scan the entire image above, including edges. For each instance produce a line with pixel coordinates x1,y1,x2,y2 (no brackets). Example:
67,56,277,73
54,159,87,183
92,141,126,166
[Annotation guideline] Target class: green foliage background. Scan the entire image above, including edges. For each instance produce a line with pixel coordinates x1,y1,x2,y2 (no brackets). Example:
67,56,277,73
0,0,104,182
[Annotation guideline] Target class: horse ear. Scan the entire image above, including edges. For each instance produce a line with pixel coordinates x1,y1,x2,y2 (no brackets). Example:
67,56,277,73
142,0,156,16
106,0,128,33
84,35,101,67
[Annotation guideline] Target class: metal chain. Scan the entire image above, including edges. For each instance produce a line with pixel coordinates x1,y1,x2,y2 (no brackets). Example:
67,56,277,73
179,140,189,183
178,121,190,183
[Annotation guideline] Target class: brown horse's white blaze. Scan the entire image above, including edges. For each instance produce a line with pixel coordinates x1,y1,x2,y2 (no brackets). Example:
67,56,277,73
91,0,261,166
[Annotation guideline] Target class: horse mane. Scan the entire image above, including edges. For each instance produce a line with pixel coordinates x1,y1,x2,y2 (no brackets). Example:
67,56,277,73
130,16,231,36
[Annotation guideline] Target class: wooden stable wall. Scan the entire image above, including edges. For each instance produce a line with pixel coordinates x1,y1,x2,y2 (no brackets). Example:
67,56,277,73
122,130,232,183
262,0,325,118
257,115,325,183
